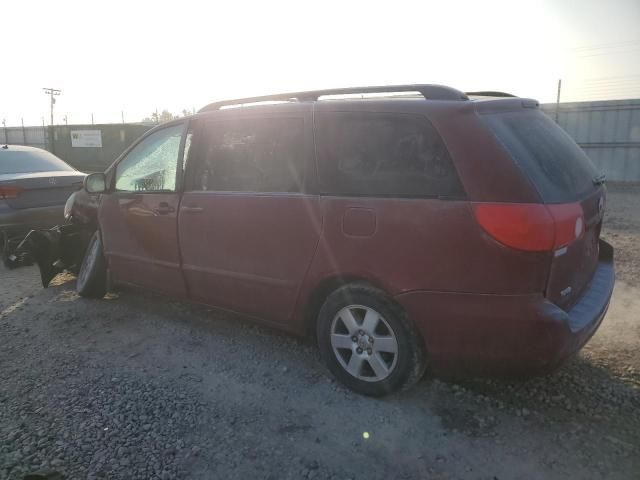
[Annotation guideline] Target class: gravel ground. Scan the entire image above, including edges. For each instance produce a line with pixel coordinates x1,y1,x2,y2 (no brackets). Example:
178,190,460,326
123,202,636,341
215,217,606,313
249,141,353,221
1,183,639,480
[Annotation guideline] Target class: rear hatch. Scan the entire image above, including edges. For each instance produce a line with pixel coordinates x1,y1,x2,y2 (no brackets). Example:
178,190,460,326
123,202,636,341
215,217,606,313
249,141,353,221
481,108,605,310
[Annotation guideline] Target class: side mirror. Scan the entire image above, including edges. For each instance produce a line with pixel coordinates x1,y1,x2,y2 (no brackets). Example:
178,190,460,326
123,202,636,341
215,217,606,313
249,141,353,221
84,172,107,194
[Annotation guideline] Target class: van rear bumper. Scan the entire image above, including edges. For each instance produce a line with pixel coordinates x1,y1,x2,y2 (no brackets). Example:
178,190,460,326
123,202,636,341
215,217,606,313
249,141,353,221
395,239,615,377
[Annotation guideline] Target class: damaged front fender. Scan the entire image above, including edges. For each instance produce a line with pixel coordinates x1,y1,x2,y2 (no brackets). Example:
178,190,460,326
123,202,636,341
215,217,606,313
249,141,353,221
2,188,100,287
6,224,93,287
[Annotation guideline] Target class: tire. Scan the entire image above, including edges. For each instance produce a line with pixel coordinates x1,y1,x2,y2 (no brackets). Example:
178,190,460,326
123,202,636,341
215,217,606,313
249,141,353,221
316,283,427,397
76,230,107,299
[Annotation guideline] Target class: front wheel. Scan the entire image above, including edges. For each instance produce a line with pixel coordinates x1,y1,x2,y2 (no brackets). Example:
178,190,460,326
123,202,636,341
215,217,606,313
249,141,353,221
316,284,426,396
76,231,107,298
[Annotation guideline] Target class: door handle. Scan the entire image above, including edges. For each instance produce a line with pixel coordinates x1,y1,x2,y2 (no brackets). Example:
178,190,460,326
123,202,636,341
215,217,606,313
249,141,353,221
181,206,204,214
155,202,175,215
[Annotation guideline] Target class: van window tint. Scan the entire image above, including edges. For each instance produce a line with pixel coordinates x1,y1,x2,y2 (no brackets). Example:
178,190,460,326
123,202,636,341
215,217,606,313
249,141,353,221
315,112,464,197
188,117,304,193
481,110,600,203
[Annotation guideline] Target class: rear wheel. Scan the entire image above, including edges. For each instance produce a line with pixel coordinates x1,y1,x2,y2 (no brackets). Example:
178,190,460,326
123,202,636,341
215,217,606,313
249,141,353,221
317,284,426,396
76,230,107,298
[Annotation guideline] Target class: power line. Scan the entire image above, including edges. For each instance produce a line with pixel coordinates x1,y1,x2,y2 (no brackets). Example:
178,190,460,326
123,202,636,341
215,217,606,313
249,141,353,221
582,74,640,82
579,81,640,89
581,82,640,88
569,90,638,97
577,81,640,89
577,88,640,93
583,77,640,85
577,46,640,58
572,39,640,52
574,89,640,96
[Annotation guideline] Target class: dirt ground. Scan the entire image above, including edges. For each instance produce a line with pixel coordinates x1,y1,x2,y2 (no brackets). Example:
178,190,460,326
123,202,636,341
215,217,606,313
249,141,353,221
1,183,639,480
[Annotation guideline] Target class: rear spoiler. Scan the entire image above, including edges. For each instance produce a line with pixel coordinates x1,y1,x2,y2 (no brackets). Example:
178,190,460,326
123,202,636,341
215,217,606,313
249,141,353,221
466,91,516,98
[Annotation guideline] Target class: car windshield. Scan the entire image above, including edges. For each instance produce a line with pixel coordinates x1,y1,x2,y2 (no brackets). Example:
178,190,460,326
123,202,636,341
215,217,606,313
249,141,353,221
0,148,75,175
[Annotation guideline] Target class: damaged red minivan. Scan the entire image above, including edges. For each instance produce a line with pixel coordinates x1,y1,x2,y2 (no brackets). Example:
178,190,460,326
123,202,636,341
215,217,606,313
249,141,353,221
18,85,615,396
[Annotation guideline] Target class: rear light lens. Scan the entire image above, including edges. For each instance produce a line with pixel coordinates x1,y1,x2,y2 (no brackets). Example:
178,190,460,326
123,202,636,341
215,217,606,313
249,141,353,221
546,203,585,248
0,186,23,199
473,202,584,252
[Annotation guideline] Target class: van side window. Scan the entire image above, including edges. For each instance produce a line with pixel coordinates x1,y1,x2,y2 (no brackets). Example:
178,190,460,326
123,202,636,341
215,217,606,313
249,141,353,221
315,112,464,198
115,124,184,192
187,117,305,193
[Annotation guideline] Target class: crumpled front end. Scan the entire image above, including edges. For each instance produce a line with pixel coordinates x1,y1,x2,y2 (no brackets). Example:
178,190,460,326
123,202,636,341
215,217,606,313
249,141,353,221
2,189,99,287
3,224,93,287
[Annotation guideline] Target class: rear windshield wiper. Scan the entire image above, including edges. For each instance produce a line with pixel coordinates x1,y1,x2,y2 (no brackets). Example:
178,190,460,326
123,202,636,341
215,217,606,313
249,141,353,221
593,173,606,186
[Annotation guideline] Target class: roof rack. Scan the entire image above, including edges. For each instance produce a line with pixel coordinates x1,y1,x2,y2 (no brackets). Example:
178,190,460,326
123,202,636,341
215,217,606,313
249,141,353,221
465,91,516,98
199,84,469,112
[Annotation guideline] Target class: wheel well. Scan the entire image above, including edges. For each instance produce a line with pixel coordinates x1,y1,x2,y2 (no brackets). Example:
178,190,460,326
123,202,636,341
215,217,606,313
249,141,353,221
303,276,383,338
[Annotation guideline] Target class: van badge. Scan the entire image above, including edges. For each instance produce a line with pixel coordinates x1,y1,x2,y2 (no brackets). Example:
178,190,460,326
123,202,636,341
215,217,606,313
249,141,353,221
560,286,572,297
48,177,58,185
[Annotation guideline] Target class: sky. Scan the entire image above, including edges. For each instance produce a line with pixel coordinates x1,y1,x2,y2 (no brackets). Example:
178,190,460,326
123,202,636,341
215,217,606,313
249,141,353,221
1,0,639,126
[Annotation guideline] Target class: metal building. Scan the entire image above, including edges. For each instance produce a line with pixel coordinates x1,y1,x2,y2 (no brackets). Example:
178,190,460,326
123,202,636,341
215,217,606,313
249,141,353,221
542,99,640,182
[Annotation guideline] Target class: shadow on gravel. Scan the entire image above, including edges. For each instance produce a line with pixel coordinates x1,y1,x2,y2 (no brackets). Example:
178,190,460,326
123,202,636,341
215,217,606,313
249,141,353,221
47,272,640,426
3,268,639,480
445,356,639,416
425,355,640,458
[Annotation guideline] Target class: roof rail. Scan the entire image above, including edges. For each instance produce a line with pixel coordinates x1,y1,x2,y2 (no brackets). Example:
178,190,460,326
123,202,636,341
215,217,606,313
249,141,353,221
199,84,468,112
466,91,516,98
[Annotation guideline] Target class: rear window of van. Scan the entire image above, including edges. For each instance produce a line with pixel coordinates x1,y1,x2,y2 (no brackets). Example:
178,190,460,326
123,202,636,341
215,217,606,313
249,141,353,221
315,112,465,198
481,110,600,203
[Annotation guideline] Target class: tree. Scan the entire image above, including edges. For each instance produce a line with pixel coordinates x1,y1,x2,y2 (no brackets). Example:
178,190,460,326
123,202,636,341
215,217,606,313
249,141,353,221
141,108,193,124
158,110,175,123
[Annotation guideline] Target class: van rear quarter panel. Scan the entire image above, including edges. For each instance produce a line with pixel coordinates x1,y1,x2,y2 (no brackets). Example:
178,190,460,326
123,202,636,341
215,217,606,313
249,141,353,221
295,101,550,329
294,196,550,328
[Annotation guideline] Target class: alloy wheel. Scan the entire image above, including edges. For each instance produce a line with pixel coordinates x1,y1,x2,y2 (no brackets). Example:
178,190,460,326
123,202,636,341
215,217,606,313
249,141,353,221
330,304,399,382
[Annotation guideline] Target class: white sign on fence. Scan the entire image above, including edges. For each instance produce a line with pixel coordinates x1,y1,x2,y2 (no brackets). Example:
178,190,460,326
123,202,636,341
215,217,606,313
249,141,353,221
70,130,102,148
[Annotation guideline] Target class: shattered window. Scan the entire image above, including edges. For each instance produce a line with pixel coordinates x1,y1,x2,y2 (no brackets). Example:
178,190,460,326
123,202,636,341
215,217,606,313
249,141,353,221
115,124,184,192
188,117,304,193
315,112,465,198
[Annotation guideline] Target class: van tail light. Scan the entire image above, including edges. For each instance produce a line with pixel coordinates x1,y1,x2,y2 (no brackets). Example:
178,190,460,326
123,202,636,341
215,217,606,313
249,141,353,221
546,203,585,248
473,202,584,252
0,186,24,199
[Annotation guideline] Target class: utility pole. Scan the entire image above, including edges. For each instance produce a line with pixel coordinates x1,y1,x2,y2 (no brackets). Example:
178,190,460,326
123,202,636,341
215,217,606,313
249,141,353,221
43,88,61,126
555,79,562,123
121,111,125,124
2,119,7,146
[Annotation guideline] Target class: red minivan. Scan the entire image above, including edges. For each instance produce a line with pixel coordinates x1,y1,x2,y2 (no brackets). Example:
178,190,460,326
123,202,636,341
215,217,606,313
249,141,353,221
22,85,615,396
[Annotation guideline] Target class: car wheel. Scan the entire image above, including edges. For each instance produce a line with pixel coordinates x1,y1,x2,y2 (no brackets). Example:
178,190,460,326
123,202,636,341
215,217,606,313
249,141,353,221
317,283,426,396
0,231,9,267
76,230,107,299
